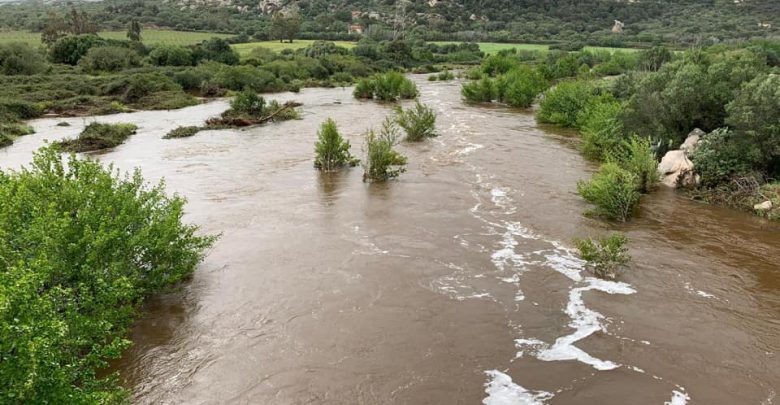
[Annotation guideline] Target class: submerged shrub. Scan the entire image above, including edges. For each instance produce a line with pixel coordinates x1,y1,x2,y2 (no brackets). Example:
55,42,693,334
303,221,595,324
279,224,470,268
575,233,631,280
230,89,266,116
362,118,407,182
579,97,626,160
461,76,497,103
537,80,595,127
314,118,358,171
164,126,201,139
0,146,215,403
609,136,659,193
57,122,138,152
394,101,437,142
496,66,549,108
577,162,641,221
353,72,417,101
353,78,375,99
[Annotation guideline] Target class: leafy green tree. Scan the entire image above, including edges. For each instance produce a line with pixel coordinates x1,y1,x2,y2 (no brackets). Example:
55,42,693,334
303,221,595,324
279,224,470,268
496,66,549,108
725,73,780,176
314,118,357,171
127,19,142,42
270,11,301,43
0,147,214,403
578,97,625,160
537,80,595,127
49,34,105,65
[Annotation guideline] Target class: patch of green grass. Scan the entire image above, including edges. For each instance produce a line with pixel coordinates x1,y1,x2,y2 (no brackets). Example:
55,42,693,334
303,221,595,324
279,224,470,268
57,122,138,152
433,41,639,55
232,40,356,57
164,125,201,139
0,30,232,47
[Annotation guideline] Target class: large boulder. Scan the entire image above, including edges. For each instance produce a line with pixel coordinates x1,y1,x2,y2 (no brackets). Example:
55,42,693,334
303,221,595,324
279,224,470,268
658,150,697,187
680,128,705,154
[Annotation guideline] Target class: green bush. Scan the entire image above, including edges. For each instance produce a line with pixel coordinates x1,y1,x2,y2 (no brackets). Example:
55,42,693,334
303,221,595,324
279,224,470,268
230,89,266,116
0,42,48,75
537,80,595,127
481,54,518,76
79,46,141,72
0,147,214,403
212,65,282,93
578,97,625,160
577,162,641,221
49,34,105,65
148,45,194,66
496,66,548,108
609,136,659,193
353,78,375,99
374,71,418,101
575,233,631,280
362,118,407,182
725,73,780,177
57,122,138,152
394,101,437,142
314,118,357,171
191,37,240,65
164,125,201,139
690,128,762,187
461,76,497,103
354,72,417,101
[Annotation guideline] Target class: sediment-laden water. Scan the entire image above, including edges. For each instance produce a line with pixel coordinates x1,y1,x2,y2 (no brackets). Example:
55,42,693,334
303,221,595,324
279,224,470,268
2,76,778,404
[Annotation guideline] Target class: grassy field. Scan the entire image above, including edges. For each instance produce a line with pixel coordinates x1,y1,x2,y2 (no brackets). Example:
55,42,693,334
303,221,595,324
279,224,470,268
232,40,356,56
0,29,638,56
0,29,231,46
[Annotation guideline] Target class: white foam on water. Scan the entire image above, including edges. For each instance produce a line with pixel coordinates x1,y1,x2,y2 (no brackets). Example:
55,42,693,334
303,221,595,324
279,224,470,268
665,390,690,405
536,278,635,370
684,282,716,299
483,370,553,405
456,142,484,156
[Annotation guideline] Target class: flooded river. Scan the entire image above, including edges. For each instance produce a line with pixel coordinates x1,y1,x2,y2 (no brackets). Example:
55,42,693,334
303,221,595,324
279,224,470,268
1,76,778,404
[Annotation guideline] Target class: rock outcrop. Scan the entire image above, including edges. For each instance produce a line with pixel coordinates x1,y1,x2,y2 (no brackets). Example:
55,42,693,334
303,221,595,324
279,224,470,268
658,128,704,188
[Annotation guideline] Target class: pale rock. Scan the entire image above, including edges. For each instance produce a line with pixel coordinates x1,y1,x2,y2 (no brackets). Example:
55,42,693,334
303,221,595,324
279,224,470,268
754,200,773,211
658,150,696,187
680,128,705,154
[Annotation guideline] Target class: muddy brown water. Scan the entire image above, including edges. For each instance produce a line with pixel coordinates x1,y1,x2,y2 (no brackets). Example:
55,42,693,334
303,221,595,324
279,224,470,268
1,76,778,405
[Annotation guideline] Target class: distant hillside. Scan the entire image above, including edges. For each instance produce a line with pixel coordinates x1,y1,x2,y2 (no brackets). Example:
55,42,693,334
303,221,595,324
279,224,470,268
0,0,777,46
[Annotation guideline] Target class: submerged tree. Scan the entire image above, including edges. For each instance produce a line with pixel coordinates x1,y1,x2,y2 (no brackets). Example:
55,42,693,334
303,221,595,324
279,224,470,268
362,118,407,182
314,118,358,171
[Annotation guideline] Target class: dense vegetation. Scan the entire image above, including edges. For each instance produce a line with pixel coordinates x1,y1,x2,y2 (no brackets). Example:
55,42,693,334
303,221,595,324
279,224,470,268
0,0,777,47
0,147,214,402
